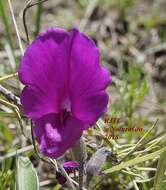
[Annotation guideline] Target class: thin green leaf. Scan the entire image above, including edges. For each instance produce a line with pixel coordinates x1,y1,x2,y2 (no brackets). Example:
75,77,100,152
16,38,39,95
154,151,166,190
104,146,166,174
0,0,14,49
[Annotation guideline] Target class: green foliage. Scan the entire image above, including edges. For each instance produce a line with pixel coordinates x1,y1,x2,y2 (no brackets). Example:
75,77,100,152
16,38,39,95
104,146,166,174
0,123,13,149
33,3,43,37
154,151,166,190
110,63,148,119
100,0,134,9
0,0,14,49
16,156,39,190
78,0,134,9
53,184,62,190
77,0,90,8
0,158,15,190
159,24,166,42
0,170,15,190
137,15,163,29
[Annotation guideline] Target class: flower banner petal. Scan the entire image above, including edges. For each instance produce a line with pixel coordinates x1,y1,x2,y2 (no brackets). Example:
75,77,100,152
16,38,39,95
69,29,111,124
19,28,70,118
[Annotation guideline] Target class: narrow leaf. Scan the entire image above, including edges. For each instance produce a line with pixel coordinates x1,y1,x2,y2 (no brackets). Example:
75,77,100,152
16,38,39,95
104,146,166,174
154,151,166,190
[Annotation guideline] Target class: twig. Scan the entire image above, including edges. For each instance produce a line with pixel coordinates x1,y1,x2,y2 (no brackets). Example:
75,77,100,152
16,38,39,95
57,162,76,190
133,180,139,190
79,162,85,190
0,98,25,136
23,0,32,44
0,72,18,83
23,0,49,44
0,145,34,161
72,137,87,190
145,43,166,56
30,121,53,165
4,43,16,71
8,0,24,55
79,0,99,31
0,50,21,59
71,179,87,190
0,84,21,106
39,180,56,187
39,178,88,190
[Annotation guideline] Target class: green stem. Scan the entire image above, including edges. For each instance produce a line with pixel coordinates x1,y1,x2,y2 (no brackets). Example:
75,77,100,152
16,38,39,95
34,2,42,37
72,137,87,190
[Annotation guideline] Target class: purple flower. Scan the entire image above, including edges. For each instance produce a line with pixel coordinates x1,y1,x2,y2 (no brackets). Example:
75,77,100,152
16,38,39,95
56,161,79,185
19,28,111,158
63,161,79,171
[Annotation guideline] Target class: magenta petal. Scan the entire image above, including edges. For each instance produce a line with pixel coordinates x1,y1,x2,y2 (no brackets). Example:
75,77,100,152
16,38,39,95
34,113,85,158
63,161,79,171
69,29,111,124
21,86,59,119
72,91,109,125
19,28,70,119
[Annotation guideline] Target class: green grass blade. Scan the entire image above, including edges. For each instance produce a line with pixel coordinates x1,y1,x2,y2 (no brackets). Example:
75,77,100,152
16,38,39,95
104,146,166,174
0,0,14,49
34,3,43,37
154,151,166,190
